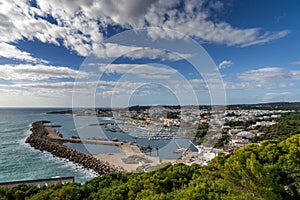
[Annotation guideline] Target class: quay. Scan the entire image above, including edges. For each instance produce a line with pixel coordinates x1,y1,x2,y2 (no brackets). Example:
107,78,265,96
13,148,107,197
45,126,135,147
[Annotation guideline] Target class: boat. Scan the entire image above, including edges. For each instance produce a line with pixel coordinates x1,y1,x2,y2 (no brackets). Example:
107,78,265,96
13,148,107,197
106,127,117,132
173,148,187,153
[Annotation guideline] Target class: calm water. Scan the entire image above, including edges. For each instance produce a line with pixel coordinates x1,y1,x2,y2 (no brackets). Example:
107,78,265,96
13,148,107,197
0,108,195,184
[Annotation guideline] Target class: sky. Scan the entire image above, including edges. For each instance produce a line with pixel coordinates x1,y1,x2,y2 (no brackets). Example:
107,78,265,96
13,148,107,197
0,0,299,107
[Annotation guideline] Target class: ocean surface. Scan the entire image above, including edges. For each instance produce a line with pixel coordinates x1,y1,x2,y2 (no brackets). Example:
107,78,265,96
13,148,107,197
0,108,195,184
0,108,99,183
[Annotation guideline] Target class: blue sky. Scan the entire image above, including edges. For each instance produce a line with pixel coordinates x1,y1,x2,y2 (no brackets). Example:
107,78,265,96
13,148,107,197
0,0,299,107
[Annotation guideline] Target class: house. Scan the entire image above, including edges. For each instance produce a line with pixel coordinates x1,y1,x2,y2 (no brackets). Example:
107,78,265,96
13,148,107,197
237,131,254,139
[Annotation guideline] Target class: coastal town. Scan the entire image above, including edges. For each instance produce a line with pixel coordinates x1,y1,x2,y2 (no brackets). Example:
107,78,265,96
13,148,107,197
45,103,298,170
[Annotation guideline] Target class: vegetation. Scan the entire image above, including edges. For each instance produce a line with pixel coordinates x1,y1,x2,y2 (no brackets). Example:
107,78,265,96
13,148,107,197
195,123,209,143
1,133,299,200
226,102,300,110
223,120,254,128
166,112,180,119
252,112,300,142
214,133,229,148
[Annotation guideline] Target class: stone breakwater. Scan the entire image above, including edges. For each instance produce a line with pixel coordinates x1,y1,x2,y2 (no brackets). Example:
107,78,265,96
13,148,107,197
26,121,123,175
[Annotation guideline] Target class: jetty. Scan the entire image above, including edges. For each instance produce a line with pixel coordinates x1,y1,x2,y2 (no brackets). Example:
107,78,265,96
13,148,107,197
44,126,142,155
26,121,161,174
45,126,122,145
26,121,123,175
43,125,157,172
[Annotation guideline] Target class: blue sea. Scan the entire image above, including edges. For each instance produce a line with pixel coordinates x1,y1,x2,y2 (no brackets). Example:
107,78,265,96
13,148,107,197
0,108,195,184
0,108,99,183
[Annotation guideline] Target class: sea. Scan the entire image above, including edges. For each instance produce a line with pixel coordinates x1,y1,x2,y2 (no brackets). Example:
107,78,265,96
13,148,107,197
0,108,195,184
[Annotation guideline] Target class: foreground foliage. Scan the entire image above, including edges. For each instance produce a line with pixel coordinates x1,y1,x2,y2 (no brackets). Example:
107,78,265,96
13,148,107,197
1,134,299,200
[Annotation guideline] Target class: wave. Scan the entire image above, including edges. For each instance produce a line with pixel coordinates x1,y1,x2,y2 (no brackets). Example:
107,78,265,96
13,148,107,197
1,127,26,134
0,121,8,126
20,137,98,181
39,151,99,179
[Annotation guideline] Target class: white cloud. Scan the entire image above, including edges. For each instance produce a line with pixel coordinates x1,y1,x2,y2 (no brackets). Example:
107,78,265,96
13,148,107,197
0,64,88,81
92,43,191,60
0,0,290,61
0,42,47,63
262,92,293,101
225,81,295,90
144,0,290,47
290,71,300,80
218,60,233,69
99,63,177,79
238,67,300,83
290,61,300,65
0,80,148,106
238,67,290,82
224,67,300,90
125,47,192,61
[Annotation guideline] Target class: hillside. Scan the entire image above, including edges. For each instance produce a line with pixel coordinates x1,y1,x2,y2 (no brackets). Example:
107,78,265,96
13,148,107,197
1,133,299,200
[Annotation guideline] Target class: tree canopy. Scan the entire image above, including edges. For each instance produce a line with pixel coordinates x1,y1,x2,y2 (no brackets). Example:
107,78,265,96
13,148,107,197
1,134,299,200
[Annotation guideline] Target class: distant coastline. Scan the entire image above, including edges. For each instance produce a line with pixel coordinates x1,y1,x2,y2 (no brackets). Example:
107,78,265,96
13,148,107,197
45,102,300,119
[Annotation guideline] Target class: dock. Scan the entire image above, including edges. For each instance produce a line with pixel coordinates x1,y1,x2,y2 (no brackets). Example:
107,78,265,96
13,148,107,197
45,126,123,146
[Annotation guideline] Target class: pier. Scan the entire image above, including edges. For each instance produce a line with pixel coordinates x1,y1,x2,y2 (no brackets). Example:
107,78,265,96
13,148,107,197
27,121,164,173
26,121,122,174
45,126,130,146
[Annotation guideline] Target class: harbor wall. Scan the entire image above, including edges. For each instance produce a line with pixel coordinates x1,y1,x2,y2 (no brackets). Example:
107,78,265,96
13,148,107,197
25,121,123,175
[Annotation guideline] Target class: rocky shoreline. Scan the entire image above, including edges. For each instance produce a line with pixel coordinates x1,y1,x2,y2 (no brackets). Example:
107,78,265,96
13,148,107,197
26,121,123,175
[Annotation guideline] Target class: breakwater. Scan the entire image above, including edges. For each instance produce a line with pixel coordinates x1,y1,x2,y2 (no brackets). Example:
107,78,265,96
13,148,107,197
26,121,123,175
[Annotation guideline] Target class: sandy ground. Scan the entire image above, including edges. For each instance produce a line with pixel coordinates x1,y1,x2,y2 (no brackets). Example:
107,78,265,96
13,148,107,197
94,143,160,172
45,126,162,172
44,126,61,138
94,153,139,172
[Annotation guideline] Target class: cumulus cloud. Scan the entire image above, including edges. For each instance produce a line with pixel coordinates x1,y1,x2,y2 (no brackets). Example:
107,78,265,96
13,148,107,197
225,81,295,90
125,48,192,61
218,60,233,69
0,80,148,101
262,92,293,101
0,0,290,60
238,67,291,82
290,61,300,65
0,42,47,63
144,0,290,47
0,64,88,81
99,63,177,79
92,43,191,60
290,70,300,80
224,67,300,90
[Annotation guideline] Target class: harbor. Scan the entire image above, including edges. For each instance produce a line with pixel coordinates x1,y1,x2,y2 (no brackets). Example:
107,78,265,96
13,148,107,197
37,122,179,172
